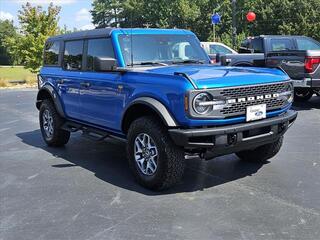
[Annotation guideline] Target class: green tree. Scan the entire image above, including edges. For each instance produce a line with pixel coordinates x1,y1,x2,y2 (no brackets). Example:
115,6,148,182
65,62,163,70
0,20,18,65
5,3,61,72
91,0,320,49
91,0,124,27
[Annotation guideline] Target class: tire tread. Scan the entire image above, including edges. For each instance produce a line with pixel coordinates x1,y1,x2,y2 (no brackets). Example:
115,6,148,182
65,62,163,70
39,99,70,147
127,116,184,190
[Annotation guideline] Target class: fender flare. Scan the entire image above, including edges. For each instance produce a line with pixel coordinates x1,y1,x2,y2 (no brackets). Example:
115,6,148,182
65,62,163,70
122,97,177,129
36,84,65,118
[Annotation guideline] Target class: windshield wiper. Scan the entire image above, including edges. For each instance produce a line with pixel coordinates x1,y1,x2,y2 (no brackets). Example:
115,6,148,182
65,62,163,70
128,62,168,66
172,59,205,64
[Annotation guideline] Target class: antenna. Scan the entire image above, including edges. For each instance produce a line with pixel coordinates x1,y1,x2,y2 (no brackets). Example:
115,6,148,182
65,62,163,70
130,11,134,68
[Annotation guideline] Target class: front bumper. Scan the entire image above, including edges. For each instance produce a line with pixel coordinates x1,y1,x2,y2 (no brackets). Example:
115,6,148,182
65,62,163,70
292,78,320,88
169,110,297,158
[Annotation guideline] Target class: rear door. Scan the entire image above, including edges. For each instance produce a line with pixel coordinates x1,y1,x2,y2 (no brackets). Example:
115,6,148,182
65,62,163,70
79,38,123,130
57,40,84,120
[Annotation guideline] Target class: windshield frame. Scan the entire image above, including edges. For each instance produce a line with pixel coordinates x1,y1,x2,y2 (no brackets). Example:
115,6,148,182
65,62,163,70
117,33,210,67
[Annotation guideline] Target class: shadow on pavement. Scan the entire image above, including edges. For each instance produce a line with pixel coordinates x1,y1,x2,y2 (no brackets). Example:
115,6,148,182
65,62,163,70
17,129,267,195
292,96,320,111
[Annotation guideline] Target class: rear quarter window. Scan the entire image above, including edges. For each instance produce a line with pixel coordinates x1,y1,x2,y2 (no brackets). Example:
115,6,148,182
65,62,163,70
43,41,60,66
270,39,294,51
296,38,320,50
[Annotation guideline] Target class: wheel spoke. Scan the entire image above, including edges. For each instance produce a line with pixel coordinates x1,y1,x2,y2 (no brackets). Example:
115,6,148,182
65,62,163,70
143,134,148,146
137,136,145,148
148,158,157,173
135,141,143,153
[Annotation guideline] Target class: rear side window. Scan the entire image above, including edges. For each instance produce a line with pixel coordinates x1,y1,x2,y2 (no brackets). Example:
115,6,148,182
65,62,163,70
43,41,60,66
209,44,233,54
251,39,264,53
86,38,115,71
296,38,320,50
270,39,294,51
63,40,84,71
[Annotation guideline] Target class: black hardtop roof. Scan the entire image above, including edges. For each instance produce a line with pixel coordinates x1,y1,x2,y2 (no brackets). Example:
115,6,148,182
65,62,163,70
255,35,308,39
46,27,191,42
47,28,114,42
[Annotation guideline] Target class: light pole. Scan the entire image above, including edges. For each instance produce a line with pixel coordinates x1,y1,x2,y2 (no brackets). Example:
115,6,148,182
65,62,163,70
231,0,237,49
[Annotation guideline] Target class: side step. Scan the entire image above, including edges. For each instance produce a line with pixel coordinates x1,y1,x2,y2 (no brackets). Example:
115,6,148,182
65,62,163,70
61,121,110,142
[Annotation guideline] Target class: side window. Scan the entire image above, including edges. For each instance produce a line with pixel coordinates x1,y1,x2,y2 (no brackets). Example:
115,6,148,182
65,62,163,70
63,40,84,71
209,44,233,54
296,38,320,50
270,39,294,51
251,39,263,53
86,38,115,71
43,41,60,66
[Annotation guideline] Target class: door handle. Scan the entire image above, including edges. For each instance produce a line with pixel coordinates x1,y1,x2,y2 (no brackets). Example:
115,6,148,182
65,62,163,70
80,82,91,87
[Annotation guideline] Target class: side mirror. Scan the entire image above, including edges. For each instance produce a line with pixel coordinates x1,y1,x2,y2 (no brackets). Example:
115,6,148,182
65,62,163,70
94,57,117,72
216,53,228,66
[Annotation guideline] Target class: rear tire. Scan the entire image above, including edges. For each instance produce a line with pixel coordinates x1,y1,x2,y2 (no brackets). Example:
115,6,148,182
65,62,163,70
127,116,185,190
39,99,70,147
294,88,313,102
236,137,283,163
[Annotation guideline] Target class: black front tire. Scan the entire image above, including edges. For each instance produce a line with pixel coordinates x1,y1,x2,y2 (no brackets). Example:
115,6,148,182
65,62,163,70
39,99,70,147
294,88,313,102
127,116,185,190
236,137,283,163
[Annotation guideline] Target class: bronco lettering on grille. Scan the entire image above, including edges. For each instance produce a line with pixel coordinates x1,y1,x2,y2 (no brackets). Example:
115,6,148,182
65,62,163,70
226,93,280,104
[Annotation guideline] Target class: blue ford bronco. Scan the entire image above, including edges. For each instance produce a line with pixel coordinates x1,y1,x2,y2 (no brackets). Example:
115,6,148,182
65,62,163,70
37,28,297,190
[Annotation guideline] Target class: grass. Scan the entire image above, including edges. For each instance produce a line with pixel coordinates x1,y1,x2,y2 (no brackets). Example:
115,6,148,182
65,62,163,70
0,66,37,88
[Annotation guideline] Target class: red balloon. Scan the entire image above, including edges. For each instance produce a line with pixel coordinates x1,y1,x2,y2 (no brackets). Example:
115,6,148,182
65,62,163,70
246,11,256,22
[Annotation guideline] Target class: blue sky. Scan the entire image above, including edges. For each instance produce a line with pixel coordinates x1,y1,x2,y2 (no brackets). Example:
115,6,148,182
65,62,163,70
0,0,95,30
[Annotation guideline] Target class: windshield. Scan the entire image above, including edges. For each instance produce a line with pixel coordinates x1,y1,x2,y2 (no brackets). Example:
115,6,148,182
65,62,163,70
118,34,209,66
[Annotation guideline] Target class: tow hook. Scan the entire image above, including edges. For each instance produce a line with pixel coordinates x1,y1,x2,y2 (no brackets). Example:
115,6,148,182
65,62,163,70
227,133,237,145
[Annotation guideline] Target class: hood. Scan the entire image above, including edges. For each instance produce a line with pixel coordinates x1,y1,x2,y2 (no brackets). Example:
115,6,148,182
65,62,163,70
141,65,289,89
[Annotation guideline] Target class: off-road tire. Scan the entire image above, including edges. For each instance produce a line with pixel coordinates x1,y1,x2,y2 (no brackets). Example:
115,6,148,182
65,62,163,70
294,88,313,102
127,116,185,190
236,137,283,163
39,99,70,147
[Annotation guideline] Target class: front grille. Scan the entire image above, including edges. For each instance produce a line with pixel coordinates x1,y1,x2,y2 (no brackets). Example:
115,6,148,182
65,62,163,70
220,82,288,98
219,81,290,117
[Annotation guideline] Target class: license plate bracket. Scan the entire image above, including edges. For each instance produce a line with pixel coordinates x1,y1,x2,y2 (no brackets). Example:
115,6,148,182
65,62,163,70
246,104,266,122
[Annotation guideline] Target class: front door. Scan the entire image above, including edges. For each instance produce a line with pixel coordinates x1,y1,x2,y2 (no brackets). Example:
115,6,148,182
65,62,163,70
79,38,123,130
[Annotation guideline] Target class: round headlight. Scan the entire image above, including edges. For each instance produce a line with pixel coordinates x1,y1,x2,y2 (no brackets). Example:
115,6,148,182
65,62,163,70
287,82,294,103
192,92,213,115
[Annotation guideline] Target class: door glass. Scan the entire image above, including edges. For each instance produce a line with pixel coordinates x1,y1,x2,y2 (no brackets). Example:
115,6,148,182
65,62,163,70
63,40,84,71
86,38,115,71
251,39,263,53
270,39,294,51
209,44,233,54
296,38,320,50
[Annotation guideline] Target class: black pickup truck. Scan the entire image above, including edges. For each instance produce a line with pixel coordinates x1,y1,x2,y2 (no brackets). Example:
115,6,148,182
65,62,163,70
220,35,320,101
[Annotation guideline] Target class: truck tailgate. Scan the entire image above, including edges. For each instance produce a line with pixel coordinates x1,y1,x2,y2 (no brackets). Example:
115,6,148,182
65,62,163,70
266,51,306,80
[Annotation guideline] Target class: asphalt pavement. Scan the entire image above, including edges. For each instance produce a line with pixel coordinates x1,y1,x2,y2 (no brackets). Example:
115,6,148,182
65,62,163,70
0,88,319,240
